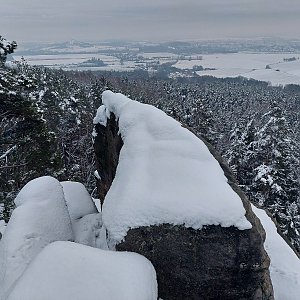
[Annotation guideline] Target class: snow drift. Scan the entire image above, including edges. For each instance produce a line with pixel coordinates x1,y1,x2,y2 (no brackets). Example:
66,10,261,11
7,241,157,300
252,205,300,300
94,91,252,245
0,220,5,237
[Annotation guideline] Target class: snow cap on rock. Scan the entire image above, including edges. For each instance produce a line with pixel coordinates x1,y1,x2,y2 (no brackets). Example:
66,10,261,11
94,91,252,245
0,176,73,297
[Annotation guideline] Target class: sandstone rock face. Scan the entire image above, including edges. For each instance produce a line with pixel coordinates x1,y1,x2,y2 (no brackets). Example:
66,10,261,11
93,113,123,206
117,224,272,300
94,115,274,299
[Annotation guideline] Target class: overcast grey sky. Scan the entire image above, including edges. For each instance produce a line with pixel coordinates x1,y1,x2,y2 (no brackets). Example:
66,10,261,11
1,0,300,43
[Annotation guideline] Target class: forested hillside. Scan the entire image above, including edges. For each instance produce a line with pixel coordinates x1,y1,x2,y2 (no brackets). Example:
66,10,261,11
1,38,299,252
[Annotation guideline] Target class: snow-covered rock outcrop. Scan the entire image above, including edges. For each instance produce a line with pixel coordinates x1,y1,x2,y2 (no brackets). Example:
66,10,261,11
95,90,252,244
0,176,157,299
7,241,157,300
4,90,298,299
93,91,274,299
0,176,73,298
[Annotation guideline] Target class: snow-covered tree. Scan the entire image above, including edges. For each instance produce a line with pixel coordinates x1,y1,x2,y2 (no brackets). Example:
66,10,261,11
0,63,59,221
0,35,17,65
250,106,299,248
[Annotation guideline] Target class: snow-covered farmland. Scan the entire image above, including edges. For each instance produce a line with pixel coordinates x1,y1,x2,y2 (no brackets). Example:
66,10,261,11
174,52,300,85
12,49,300,85
12,53,143,72
12,53,120,69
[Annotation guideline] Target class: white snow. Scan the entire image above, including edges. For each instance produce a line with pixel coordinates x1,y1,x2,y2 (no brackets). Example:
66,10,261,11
95,91,251,245
91,128,98,138
0,145,17,160
173,52,300,86
240,68,300,86
61,181,102,247
7,241,157,300
175,53,299,70
11,50,300,85
12,53,136,72
92,197,101,212
254,164,274,185
0,176,73,298
12,53,118,67
252,205,300,300
0,220,6,237
93,105,110,126
94,170,101,180
139,52,179,59
72,213,103,248
61,181,98,221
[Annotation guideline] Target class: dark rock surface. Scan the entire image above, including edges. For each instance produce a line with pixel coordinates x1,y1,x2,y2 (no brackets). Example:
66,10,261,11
94,115,274,299
117,224,272,300
93,113,123,206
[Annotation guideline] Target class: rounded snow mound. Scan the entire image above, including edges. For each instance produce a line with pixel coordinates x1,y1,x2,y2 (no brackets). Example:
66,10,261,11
61,181,98,221
0,176,73,298
61,181,103,248
7,241,157,300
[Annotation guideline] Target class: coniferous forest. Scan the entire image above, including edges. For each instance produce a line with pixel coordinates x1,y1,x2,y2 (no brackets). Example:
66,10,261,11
1,36,299,253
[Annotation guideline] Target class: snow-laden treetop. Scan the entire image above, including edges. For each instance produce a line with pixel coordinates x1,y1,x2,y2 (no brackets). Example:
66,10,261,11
94,91,252,244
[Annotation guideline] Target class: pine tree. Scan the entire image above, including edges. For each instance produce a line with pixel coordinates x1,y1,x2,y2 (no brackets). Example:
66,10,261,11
226,117,257,190
251,106,300,250
0,56,59,221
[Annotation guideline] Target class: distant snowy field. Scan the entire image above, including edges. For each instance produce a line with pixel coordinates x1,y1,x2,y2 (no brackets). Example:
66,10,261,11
12,52,300,85
176,52,300,86
12,53,132,71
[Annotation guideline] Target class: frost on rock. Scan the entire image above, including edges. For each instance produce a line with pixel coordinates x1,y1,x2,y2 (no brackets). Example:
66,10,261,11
94,91,252,245
0,176,73,298
7,241,157,300
252,205,300,300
